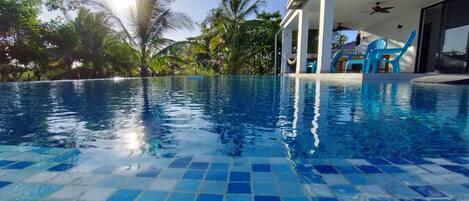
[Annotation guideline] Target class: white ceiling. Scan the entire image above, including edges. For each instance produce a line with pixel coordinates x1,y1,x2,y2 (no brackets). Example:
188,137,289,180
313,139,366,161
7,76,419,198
297,0,443,30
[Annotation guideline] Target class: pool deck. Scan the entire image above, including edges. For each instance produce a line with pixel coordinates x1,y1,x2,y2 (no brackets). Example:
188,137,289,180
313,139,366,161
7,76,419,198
284,73,469,83
1,145,468,201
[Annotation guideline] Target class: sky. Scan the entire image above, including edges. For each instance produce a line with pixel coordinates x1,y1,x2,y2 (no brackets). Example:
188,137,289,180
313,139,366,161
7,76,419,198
40,0,287,41
166,0,287,41
40,0,356,43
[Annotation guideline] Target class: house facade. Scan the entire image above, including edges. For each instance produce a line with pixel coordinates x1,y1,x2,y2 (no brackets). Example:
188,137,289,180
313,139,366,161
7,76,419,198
279,0,469,74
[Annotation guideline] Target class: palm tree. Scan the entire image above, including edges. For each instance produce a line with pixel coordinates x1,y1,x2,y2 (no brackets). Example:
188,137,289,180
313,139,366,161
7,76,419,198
73,8,111,78
85,0,193,77
219,0,265,74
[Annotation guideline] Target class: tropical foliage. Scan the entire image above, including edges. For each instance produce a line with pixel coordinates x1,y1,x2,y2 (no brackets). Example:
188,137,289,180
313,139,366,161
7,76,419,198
0,0,345,82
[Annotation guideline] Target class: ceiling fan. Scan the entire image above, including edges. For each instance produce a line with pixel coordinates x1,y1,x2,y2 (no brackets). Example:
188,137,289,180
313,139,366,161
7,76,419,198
361,2,395,15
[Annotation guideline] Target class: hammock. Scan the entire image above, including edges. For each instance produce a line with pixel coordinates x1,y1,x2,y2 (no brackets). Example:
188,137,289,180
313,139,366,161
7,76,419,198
287,57,297,66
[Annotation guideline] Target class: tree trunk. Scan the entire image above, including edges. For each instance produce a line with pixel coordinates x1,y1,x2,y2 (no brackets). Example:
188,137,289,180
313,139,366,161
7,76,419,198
65,58,74,79
140,65,149,77
140,50,149,77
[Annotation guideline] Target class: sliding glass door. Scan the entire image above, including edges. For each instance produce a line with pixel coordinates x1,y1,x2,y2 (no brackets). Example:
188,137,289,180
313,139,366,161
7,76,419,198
418,0,469,73
438,0,469,73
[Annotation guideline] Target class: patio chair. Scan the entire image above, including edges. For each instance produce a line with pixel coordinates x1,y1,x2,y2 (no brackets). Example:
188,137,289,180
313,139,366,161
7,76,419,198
345,38,387,73
330,47,345,73
307,59,317,73
369,30,417,73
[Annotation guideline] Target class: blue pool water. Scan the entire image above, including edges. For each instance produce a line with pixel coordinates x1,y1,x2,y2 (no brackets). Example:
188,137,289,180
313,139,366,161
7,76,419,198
0,76,468,161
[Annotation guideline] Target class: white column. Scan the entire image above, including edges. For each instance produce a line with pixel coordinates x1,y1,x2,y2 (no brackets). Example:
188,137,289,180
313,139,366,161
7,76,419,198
296,10,309,74
317,0,334,73
281,28,292,74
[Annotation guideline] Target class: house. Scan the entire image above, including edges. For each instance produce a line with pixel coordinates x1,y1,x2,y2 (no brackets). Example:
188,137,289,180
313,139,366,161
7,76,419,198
279,0,469,74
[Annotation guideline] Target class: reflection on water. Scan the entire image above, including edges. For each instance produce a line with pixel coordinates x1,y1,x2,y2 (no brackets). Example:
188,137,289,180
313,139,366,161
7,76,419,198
0,76,468,160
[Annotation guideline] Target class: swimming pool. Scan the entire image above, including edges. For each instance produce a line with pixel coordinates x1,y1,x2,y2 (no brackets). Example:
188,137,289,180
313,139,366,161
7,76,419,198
0,76,468,160
0,76,468,201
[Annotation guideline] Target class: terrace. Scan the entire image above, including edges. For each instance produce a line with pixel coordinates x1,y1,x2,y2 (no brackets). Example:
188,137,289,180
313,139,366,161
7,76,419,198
278,0,469,76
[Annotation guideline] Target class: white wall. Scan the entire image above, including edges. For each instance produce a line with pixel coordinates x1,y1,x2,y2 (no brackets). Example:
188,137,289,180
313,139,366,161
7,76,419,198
361,8,421,73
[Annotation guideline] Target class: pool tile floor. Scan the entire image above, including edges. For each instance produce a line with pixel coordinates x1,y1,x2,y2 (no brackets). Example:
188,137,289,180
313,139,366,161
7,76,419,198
0,145,468,201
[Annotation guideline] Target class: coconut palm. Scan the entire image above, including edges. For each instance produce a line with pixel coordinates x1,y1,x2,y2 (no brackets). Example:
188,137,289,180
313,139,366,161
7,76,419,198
86,0,193,77
199,0,265,74
73,8,112,78
219,0,265,74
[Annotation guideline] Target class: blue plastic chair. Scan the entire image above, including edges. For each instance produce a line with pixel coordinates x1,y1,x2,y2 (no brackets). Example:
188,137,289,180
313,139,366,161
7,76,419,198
369,31,417,73
330,47,345,73
307,60,317,73
308,47,344,73
345,38,387,73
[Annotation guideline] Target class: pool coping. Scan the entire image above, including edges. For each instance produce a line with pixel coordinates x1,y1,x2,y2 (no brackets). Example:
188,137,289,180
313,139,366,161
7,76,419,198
284,73,469,84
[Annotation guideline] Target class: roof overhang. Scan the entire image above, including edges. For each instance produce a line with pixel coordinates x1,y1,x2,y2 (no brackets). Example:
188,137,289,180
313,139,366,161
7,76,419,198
286,0,309,10
281,0,443,31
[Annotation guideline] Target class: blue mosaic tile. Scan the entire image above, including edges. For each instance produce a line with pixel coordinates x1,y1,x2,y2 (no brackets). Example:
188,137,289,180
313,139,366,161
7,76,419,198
378,166,405,174
357,165,382,174
49,149,80,162
409,185,447,198
393,173,427,186
226,194,252,201
335,166,361,174
296,164,313,173
136,168,161,178
441,165,469,176
169,161,190,169
446,157,469,164
168,192,196,201
138,191,168,201
435,184,469,197
252,182,277,195
316,198,338,201
386,158,411,165
0,160,15,167
200,181,226,194
366,158,391,165
47,163,75,171
189,162,210,170
298,173,324,184
197,193,223,201
228,182,251,194
23,184,62,197
175,156,193,162
93,166,117,174
344,174,372,185
275,173,302,183
278,183,306,196
314,165,338,174
271,164,292,173
3,161,35,169
183,170,206,180
405,158,433,165
176,180,201,192
254,195,281,201
107,189,141,201
252,172,275,183
211,163,229,170
283,197,310,201
0,181,12,188
252,164,271,172
330,185,360,197
230,172,251,182
206,171,228,181
31,147,53,154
